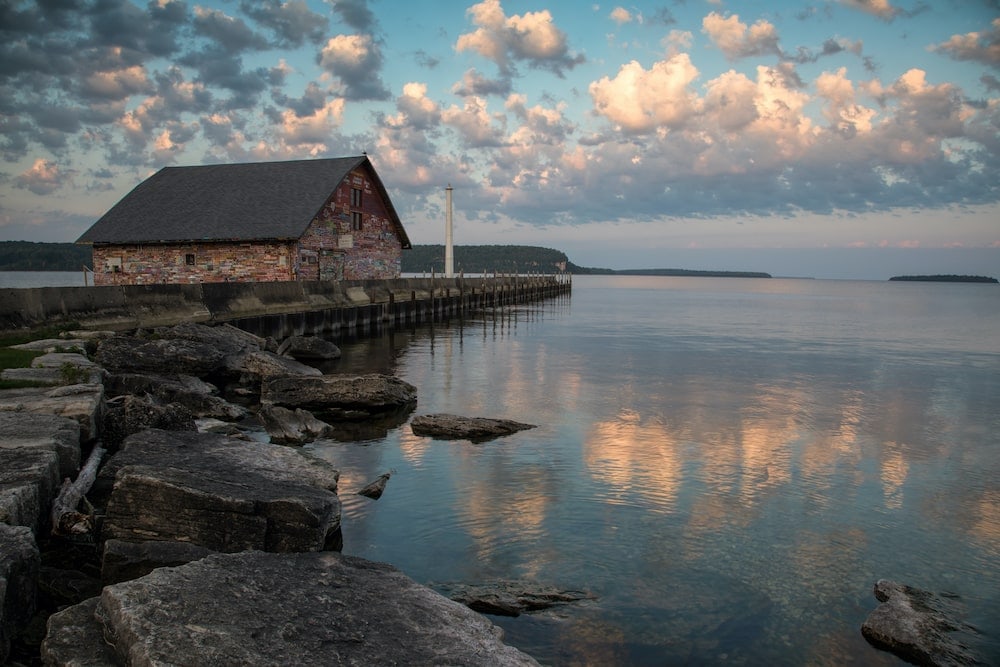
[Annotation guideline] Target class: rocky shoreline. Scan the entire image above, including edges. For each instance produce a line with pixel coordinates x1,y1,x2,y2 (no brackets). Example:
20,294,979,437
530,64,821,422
0,322,561,666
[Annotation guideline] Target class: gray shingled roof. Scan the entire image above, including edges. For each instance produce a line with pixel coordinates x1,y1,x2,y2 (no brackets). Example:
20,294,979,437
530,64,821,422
77,156,410,247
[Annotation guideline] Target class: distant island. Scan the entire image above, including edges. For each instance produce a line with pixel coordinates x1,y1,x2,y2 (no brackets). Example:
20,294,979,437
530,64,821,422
889,274,998,283
0,240,769,279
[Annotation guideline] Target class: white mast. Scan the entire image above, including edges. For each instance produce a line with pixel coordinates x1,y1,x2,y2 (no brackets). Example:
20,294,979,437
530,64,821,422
445,184,454,277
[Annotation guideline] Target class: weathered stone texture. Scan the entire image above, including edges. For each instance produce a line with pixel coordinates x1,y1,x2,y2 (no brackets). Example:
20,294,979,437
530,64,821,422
261,373,417,421
0,524,39,664
0,448,61,533
0,412,81,479
411,413,537,442
44,551,539,667
100,430,342,565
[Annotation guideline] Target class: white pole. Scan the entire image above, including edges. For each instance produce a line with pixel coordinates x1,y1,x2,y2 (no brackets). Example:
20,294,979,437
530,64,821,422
445,184,454,278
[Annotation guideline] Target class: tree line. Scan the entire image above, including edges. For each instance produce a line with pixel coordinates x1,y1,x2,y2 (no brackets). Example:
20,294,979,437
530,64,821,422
0,241,91,271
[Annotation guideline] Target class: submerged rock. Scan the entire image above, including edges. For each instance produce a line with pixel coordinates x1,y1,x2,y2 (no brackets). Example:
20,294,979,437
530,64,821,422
436,580,597,617
356,472,392,499
861,579,982,666
42,551,540,666
410,413,536,443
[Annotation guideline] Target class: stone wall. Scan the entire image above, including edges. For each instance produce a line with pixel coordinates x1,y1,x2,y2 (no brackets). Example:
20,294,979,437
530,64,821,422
92,241,296,285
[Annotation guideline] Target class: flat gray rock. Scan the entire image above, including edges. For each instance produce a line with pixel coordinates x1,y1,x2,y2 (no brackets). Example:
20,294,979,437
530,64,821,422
0,524,39,664
257,404,332,444
42,551,539,667
862,579,982,666
104,372,248,421
411,413,536,442
0,411,81,479
0,447,60,532
436,580,596,617
0,384,104,444
262,373,417,421
100,429,342,568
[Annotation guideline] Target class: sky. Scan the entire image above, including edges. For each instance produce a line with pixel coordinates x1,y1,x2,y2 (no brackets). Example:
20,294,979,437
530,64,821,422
1,0,998,279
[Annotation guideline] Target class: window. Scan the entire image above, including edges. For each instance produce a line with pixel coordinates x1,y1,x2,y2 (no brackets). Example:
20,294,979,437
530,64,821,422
185,253,195,266
351,211,363,231
351,187,363,207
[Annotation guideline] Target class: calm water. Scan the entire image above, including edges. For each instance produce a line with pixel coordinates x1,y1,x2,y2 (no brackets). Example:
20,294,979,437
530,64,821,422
305,276,1000,666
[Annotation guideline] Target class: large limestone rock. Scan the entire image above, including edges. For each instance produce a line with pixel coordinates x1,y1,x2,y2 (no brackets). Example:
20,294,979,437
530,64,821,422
101,538,215,585
0,385,102,446
95,335,229,376
100,429,342,565
257,405,332,445
0,524,39,664
410,413,537,442
862,579,983,666
0,448,60,533
103,372,248,421
235,349,324,380
42,551,539,666
101,395,197,452
261,373,417,421
0,411,81,479
276,335,342,361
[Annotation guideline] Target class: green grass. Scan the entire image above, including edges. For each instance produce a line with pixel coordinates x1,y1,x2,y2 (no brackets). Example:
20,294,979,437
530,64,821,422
0,322,82,348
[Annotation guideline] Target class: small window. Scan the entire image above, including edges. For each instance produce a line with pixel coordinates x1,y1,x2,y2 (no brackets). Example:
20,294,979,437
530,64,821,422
351,187,363,207
351,211,363,231
185,253,196,266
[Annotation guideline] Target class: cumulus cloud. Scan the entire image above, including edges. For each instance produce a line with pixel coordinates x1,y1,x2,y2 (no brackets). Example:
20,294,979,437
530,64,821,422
455,0,585,77
702,12,782,61
610,7,633,25
589,54,701,133
15,158,68,195
318,34,391,100
385,82,442,130
329,0,379,33
442,96,507,147
192,7,269,53
932,18,1000,68
278,98,346,151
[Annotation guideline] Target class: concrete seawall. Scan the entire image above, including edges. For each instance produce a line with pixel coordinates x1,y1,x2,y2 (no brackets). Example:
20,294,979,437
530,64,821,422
0,275,571,338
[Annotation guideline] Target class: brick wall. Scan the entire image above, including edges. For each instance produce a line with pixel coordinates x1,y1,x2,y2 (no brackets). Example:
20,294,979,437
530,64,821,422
91,241,296,285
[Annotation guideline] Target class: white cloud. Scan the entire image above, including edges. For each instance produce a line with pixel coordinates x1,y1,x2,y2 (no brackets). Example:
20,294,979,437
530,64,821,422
610,7,632,25
702,12,781,61
589,54,701,133
932,18,1000,68
455,0,584,76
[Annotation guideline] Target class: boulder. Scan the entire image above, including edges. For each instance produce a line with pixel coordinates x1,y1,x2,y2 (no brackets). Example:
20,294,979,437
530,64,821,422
435,580,596,617
42,551,540,666
276,335,342,361
257,405,332,445
0,384,103,445
236,350,324,380
101,538,215,585
861,579,982,666
0,411,81,479
104,372,248,421
100,429,342,568
95,335,228,376
11,339,88,354
0,524,39,664
152,321,264,360
101,395,197,452
0,448,60,533
39,597,119,666
262,373,417,421
411,413,536,442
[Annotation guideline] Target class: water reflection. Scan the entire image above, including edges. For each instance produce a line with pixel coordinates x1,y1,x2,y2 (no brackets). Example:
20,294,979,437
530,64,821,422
309,278,1000,665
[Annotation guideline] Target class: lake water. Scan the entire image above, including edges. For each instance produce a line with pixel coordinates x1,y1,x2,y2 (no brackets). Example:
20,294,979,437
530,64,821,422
5,272,998,664
306,275,1000,666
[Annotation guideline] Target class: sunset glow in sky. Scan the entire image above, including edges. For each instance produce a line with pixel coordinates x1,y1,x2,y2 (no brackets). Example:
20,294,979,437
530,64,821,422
2,0,998,278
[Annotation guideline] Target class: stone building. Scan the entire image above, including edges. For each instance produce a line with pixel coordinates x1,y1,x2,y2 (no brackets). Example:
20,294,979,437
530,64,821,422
77,156,411,285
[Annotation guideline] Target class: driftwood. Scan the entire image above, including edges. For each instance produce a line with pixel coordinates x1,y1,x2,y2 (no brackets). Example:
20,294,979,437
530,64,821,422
51,444,106,537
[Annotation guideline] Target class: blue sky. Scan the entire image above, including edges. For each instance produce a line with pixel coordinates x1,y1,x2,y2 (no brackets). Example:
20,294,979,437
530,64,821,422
2,0,998,279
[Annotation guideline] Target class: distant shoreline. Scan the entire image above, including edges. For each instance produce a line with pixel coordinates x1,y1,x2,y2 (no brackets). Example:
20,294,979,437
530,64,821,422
888,274,998,283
